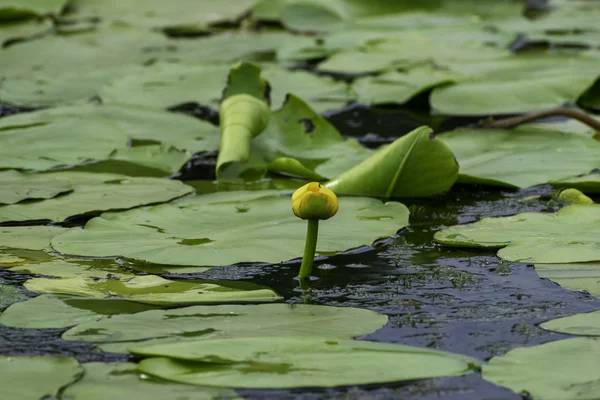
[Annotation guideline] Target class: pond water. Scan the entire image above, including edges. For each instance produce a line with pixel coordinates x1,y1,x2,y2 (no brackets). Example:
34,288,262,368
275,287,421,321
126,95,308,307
1,104,598,399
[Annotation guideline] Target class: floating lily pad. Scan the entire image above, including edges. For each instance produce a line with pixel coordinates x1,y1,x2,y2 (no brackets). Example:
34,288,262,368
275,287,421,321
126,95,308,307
0,252,25,266
24,275,281,306
0,355,82,400
0,226,68,250
100,63,352,113
431,54,600,115
62,362,237,400
10,258,131,278
62,303,388,353
0,294,159,329
52,191,408,266
0,0,67,19
550,174,600,194
482,337,600,400
541,308,600,336
439,128,600,188
0,170,73,205
0,19,52,46
133,337,479,389
434,204,600,264
536,262,600,298
0,172,193,223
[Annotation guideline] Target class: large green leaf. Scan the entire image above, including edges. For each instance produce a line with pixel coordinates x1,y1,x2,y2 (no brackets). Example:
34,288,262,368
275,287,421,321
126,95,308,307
434,204,600,263
51,191,409,266
0,0,67,19
0,294,154,329
430,54,600,115
550,174,600,194
439,128,600,188
541,308,600,336
133,337,479,388
62,303,389,353
23,275,281,306
482,337,600,400
99,63,352,113
62,362,237,400
325,126,459,198
0,355,82,400
0,226,68,250
0,104,218,172
0,19,52,46
0,172,193,223
536,262,600,298
0,169,72,204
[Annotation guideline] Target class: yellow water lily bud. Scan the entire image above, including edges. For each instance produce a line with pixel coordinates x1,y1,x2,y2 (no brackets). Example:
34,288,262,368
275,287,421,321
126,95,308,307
292,182,339,220
558,188,595,205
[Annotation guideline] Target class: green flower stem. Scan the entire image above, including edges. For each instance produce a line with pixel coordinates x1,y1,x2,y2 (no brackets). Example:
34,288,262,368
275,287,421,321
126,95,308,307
298,219,319,279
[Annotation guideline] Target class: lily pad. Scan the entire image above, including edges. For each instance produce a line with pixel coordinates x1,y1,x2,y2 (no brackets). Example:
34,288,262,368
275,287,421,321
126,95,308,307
0,170,73,204
550,174,600,194
0,355,82,400
0,294,156,329
431,54,600,115
62,362,237,400
434,204,600,264
0,226,68,250
482,337,600,400
536,262,600,298
51,192,409,266
10,258,133,278
0,19,52,46
62,303,389,353
541,308,600,336
133,337,479,389
0,0,67,19
0,172,194,223
23,275,281,306
439,128,600,188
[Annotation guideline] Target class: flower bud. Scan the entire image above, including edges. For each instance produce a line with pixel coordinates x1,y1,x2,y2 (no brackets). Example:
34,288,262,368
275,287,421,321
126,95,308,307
292,182,339,220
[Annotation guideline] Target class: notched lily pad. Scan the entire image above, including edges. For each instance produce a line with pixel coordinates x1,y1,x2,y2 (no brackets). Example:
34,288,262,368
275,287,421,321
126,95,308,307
133,337,480,388
434,204,600,264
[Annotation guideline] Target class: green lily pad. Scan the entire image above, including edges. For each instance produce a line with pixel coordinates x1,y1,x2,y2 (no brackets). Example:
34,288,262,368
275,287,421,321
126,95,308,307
0,226,68,251
536,262,600,298
0,251,25,265
325,126,459,198
0,19,52,46
0,170,73,204
431,54,600,115
352,65,460,106
0,355,82,400
62,303,389,353
0,104,218,172
62,362,237,400
439,128,600,188
0,172,193,223
550,174,600,194
0,0,67,19
482,337,600,400
434,204,600,263
24,275,281,306
0,282,27,309
51,191,409,266
133,337,479,389
541,308,600,336
99,63,352,113
0,294,155,329
10,258,132,278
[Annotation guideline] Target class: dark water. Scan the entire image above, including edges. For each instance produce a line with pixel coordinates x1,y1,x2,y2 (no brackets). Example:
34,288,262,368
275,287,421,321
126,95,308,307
1,104,599,399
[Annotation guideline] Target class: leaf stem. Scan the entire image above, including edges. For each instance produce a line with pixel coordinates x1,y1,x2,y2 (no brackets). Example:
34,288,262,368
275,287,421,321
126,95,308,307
480,109,600,131
298,219,319,279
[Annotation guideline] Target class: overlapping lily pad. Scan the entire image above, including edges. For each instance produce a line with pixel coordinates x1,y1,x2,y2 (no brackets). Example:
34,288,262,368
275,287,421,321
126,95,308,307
62,303,389,353
0,226,68,250
0,355,82,400
0,0,67,19
133,337,479,388
434,204,600,264
0,170,73,204
482,337,600,400
62,362,237,400
439,128,600,188
23,275,281,306
51,191,409,266
0,172,193,223
550,174,600,194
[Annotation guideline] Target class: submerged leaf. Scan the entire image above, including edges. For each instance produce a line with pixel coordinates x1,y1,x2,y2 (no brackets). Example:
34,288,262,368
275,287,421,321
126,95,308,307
51,191,409,266
62,303,389,354
434,204,600,263
133,337,479,388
